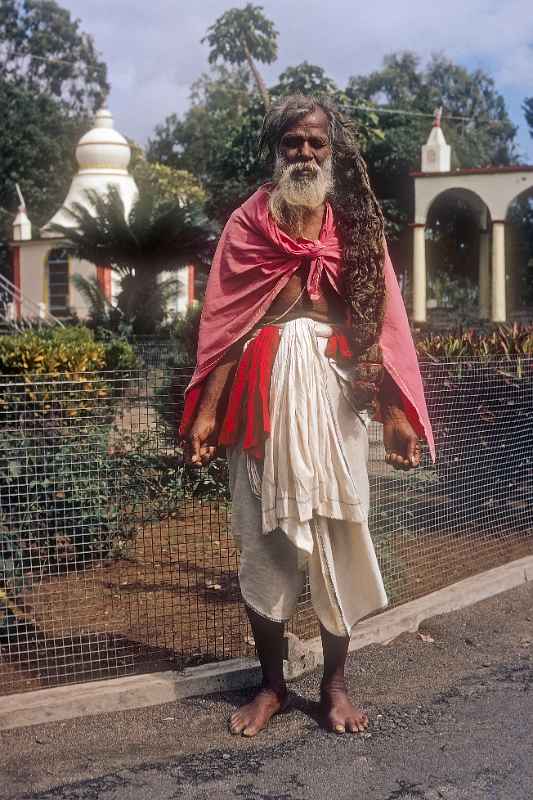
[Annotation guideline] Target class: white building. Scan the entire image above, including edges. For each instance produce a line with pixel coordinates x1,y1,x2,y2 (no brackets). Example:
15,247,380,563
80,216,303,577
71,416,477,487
7,108,195,325
412,111,533,322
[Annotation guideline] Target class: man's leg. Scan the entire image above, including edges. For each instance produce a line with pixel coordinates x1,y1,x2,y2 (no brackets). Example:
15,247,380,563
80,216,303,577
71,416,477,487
319,623,368,734
229,606,288,736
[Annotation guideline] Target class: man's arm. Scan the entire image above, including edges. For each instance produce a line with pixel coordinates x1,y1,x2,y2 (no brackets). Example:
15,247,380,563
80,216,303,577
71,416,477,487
185,341,243,465
379,371,420,470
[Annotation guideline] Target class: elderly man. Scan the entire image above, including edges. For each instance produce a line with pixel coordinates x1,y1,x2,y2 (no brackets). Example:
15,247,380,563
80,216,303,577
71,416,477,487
180,95,434,737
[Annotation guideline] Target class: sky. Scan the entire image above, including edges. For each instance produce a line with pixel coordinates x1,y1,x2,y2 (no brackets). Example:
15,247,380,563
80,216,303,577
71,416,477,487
61,0,533,163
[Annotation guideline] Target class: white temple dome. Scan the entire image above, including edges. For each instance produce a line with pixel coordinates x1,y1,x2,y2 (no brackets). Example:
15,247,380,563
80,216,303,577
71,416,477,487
75,108,132,172
42,107,138,237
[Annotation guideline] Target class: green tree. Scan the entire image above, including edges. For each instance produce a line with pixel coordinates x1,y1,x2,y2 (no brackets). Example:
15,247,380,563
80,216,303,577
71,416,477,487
129,142,205,205
0,0,109,113
524,97,533,140
0,0,108,276
0,78,85,275
202,3,277,109
147,66,252,179
350,52,517,170
148,59,384,226
347,52,518,267
271,62,338,97
50,186,215,334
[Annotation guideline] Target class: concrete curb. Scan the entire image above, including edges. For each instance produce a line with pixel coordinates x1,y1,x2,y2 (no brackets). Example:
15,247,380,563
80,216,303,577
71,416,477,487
1,554,531,731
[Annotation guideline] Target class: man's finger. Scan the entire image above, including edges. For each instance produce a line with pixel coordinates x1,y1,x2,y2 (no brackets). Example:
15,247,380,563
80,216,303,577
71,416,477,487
407,436,420,467
191,434,201,464
390,452,410,471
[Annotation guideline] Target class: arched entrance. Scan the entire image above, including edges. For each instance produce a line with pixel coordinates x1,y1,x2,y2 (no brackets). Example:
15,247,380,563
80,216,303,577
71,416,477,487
425,188,491,320
412,165,533,323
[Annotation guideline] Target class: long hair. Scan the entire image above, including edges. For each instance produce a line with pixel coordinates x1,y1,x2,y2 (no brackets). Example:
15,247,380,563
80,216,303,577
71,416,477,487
259,95,386,407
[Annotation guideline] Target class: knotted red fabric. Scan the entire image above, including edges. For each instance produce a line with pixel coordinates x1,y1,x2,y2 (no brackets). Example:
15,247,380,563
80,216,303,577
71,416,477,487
179,185,435,461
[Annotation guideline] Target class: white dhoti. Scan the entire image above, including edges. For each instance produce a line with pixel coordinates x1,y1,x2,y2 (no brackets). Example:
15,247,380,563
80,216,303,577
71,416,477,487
228,317,388,637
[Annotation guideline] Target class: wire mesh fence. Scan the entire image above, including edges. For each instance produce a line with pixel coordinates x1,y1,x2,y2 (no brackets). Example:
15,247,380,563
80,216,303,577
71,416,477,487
0,356,532,696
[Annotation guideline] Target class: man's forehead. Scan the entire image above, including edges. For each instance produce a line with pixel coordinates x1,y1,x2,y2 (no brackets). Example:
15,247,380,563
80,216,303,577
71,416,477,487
281,109,330,137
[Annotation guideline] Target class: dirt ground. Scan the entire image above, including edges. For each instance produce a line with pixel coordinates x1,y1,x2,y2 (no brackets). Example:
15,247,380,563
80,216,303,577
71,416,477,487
1,487,531,696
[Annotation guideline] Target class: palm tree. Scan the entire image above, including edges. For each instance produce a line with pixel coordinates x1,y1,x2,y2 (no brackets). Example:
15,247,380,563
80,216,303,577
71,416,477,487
50,186,214,334
202,4,278,110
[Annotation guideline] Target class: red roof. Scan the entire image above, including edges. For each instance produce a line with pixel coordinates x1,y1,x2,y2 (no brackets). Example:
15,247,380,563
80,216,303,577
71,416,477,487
410,165,533,177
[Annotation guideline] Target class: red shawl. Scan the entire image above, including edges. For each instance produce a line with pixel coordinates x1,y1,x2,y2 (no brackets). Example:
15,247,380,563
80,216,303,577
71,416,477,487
180,186,435,461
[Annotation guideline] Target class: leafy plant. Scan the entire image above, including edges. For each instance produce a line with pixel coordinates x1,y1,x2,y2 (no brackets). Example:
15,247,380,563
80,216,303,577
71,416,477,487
203,3,278,109
50,185,215,335
0,425,119,574
0,326,137,424
417,323,533,361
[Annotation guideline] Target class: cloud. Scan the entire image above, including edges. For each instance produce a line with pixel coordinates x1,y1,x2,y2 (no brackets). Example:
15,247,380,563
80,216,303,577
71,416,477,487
62,0,533,158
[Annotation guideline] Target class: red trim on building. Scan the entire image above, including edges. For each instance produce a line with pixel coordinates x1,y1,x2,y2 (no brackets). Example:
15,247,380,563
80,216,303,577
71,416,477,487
410,165,533,178
187,264,195,306
96,265,112,301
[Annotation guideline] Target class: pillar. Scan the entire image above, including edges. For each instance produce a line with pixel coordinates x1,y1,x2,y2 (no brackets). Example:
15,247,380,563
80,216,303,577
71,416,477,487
491,221,506,322
478,228,490,319
187,264,195,306
96,265,112,301
412,223,427,323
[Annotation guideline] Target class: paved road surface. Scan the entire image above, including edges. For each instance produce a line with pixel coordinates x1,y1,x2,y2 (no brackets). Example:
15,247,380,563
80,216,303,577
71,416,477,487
3,583,532,800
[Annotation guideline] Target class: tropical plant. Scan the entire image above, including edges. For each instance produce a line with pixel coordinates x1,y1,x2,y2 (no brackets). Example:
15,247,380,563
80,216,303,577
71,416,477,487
202,3,277,109
70,274,123,331
417,323,533,361
50,186,215,334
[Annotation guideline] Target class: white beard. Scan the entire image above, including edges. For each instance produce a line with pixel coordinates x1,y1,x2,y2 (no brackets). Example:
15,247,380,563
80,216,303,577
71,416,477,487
268,155,333,238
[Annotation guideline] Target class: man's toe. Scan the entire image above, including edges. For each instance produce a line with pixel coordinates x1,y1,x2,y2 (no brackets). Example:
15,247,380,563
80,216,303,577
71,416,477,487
229,713,245,734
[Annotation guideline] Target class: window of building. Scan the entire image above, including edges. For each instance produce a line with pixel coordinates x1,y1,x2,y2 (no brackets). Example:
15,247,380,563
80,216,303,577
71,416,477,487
47,249,70,316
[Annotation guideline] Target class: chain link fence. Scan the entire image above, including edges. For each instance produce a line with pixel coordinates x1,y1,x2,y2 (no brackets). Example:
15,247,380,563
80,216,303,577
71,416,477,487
1,356,532,695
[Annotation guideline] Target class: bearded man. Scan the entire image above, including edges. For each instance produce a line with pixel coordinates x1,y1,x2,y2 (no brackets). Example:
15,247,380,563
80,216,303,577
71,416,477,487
180,95,434,737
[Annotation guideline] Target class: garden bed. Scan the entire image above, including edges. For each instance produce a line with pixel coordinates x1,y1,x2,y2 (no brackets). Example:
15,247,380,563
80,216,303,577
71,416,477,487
1,496,531,695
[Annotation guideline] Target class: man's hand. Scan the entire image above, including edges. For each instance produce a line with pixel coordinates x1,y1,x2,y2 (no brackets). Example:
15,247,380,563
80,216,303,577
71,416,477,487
382,407,421,470
184,412,217,466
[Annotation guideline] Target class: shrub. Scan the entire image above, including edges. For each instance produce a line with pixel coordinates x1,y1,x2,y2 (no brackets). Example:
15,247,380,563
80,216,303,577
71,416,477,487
0,325,137,375
415,325,533,532
416,323,533,360
0,425,121,576
168,304,202,364
0,327,137,425
0,327,138,576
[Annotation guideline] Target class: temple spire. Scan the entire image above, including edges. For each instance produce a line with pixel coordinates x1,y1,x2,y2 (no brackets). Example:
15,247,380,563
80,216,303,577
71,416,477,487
421,106,451,173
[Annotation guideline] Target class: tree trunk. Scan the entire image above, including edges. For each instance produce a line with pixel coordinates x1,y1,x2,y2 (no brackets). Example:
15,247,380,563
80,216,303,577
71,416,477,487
242,42,270,110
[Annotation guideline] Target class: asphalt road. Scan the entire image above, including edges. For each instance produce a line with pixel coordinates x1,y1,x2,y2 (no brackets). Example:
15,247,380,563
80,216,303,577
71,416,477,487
3,582,532,800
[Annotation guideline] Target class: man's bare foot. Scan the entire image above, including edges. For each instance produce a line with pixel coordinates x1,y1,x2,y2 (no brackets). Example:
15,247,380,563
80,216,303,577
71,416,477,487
320,680,368,734
229,687,288,737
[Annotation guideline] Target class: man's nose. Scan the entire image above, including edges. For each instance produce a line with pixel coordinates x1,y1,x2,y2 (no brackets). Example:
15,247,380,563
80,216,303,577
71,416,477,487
298,142,314,160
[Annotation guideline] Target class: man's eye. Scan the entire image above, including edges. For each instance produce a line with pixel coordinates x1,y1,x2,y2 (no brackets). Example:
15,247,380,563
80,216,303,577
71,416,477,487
281,136,302,148
310,139,328,149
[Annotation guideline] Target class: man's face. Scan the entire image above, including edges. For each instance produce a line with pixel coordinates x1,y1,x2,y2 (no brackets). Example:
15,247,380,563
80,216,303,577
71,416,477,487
277,109,332,177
